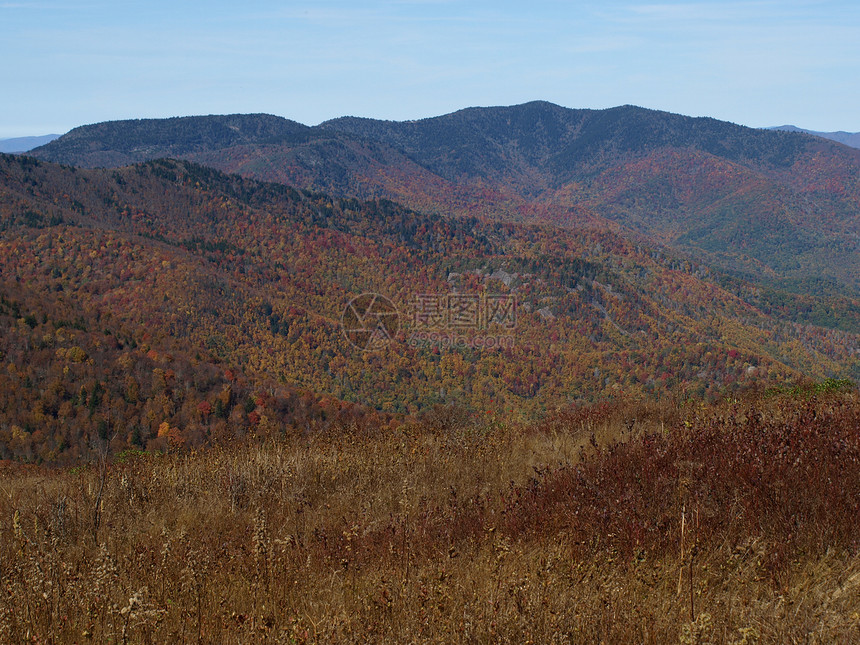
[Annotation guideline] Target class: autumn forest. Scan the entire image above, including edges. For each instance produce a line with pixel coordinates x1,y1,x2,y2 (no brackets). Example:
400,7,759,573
1,103,859,642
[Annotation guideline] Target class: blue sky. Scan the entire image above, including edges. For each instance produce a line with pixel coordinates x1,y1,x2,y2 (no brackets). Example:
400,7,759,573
1,0,859,138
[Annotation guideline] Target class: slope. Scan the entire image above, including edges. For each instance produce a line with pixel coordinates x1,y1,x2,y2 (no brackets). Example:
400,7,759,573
29,102,860,298
770,125,860,150
2,154,858,462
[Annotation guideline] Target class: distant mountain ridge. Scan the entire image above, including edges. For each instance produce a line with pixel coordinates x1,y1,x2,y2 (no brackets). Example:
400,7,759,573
0,134,60,153
320,102,811,185
34,102,816,181
769,125,860,149
28,102,860,296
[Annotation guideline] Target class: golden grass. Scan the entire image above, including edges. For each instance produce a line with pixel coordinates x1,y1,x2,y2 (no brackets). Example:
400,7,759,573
1,391,858,643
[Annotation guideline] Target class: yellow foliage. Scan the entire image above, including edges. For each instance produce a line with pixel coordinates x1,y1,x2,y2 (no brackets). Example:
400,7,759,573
66,346,88,363
115,353,134,370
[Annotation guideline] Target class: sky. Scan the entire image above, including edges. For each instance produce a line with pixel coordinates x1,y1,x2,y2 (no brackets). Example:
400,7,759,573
1,0,859,138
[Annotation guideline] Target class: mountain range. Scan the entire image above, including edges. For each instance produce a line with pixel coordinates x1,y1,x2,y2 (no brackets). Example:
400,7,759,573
30,102,860,297
2,101,859,461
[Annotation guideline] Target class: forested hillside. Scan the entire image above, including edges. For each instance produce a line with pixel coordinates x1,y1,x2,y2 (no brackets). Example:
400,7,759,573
31,102,860,295
1,153,858,462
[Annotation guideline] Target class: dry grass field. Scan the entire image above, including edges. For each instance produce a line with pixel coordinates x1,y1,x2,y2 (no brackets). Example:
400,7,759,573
1,385,858,643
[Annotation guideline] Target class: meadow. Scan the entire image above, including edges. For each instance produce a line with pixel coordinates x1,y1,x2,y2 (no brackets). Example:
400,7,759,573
1,383,858,644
